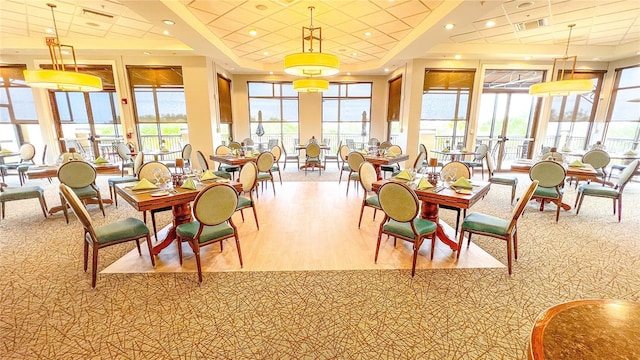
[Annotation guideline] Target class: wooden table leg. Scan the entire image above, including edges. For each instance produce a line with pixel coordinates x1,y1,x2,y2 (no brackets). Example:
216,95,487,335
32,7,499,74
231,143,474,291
373,164,382,181
150,202,192,256
420,200,460,252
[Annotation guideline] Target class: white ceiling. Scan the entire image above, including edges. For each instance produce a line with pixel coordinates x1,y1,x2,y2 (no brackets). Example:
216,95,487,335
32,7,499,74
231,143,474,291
1,0,639,74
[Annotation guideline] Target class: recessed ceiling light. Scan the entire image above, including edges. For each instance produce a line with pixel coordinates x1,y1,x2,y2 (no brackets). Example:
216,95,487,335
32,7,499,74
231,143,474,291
444,23,455,30
269,71,273,75
249,28,257,36
86,22,99,27
486,20,496,27
364,31,371,37
163,20,175,26
384,68,389,72
352,52,358,57
524,56,532,60
517,1,535,9
592,57,600,61
143,52,150,55
163,30,169,35
230,67,236,70
263,51,269,56
347,72,351,75
454,55,461,60
61,50,70,55
256,4,267,10
45,28,54,34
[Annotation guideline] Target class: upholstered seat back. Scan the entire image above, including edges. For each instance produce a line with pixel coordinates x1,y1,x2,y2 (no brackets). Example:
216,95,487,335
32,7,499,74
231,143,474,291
582,149,610,170
58,161,96,188
378,182,419,223
193,184,238,226
529,160,566,187
358,162,377,192
256,152,274,172
239,162,258,193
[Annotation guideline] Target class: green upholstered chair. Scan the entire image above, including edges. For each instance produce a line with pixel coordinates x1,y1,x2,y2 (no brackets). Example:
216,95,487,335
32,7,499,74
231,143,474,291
389,150,426,178
541,151,564,162
457,180,538,276
180,143,193,168
138,161,173,240
108,151,144,207
380,145,403,178
575,159,639,222
115,142,134,177
0,182,48,220
235,161,259,229
256,151,276,196
59,183,154,289
324,140,341,170
439,161,471,235
17,144,44,186
346,151,365,195
338,145,351,184
368,137,379,147
570,149,610,187
529,160,566,222
270,145,283,184
375,181,437,277
0,143,36,184
282,142,300,170
229,141,242,152
215,145,240,179
195,150,231,179
486,153,518,204
380,141,392,149
357,161,381,228
462,143,489,179
176,183,242,283
304,143,322,175
57,160,105,224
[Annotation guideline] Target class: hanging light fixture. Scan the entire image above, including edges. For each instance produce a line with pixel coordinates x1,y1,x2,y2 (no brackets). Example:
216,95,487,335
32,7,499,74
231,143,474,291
529,24,593,97
23,3,103,92
293,78,329,93
284,6,339,85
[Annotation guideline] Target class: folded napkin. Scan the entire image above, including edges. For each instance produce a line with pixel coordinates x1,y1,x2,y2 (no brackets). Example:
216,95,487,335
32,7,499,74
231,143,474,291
0,148,13,154
132,178,158,190
359,149,368,155
252,150,260,156
299,143,305,146
386,150,397,158
395,169,413,181
320,143,327,146
441,148,450,153
181,178,197,190
569,160,584,167
417,177,434,190
451,177,472,189
561,147,571,152
93,156,108,164
200,170,218,181
624,150,637,156
461,147,468,152
161,147,169,152
217,178,230,183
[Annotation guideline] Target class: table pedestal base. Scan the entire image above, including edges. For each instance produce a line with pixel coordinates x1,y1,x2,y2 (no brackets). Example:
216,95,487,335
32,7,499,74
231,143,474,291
150,202,192,256
421,201,460,252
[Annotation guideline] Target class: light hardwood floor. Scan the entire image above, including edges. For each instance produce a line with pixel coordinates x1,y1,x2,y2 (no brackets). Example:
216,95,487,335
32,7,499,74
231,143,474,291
103,181,504,274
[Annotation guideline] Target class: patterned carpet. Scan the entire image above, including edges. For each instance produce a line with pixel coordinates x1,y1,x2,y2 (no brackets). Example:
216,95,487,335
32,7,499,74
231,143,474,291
1,172,639,359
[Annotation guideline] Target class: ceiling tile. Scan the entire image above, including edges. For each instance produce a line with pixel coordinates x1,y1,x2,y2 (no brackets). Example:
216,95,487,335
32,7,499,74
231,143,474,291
386,1,427,18
402,12,428,28
110,25,146,38
114,17,153,32
188,8,219,25
359,10,397,27
188,0,238,17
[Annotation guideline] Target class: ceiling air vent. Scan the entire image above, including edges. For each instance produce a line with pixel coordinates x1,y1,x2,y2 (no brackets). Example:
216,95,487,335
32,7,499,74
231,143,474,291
81,8,115,23
514,18,548,32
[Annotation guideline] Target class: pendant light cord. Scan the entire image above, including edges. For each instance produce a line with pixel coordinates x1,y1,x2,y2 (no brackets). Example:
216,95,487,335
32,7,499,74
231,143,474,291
47,3,61,44
564,24,575,58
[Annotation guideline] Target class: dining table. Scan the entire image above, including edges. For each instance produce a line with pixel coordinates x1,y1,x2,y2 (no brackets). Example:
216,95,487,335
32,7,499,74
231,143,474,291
209,153,259,167
295,144,331,170
431,149,477,162
0,151,20,165
364,153,410,180
145,149,181,161
116,179,243,257
372,177,491,252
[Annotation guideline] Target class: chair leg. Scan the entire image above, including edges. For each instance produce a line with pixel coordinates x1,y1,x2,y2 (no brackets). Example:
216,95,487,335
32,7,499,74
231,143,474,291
145,235,155,267
513,230,519,260
83,240,89,272
358,202,365,228
506,235,513,276
430,234,436,260
194,245,203,284
411,238,423,277
60,194,69,224
91,246,99,289
234,235,243,268
151,213,159,242
1,201,5,219
135,239,142,255
456,230,465,260
511,185,516,205
38,195,48,218
251,206,259,230
617,195,622,222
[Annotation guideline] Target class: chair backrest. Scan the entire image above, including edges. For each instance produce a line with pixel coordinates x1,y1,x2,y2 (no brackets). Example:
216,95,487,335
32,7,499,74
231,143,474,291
413,151,426,171
19,143,36,162
60,152,84,163
485,153,496,177
378,181,419,223
541,151,564,162
474,144,489,160
529,160,566,187
387,145,402,155
41,144,48,165
138,161,171,182
358,161,377,192
58,161,97,188
267,139,279,149
215,145,232,155
229,141,242,150
419,143,427,155
308,137,318,144
256,151,274,172
339,145,350,162
116,142,132,161
192,183,238,227
582,149,610,169
242,138,254,146
239,161,258,193
59,183,94,235
345,139,355,149
347,151,365,171
306,143,321,158
133,152,145,175
441,161,471,180
196,150,209,171
271,145,282,162
616,159,639,189
181,143,192,161
380,141,392,149
369,138,379,146
507,180,539,232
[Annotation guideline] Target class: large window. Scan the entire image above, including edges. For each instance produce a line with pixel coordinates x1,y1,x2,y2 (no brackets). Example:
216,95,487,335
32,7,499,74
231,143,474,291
322,82,372,151
605,65,640,153
544,71,605,151
128,66,187,153
247,82,298,153
0,65,42,154
420,69,474,151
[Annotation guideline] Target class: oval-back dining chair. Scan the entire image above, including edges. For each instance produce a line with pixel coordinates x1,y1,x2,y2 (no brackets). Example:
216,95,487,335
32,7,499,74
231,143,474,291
439,161,471,235
57,160,105,224
235,161,259,229
138,161,173,240
357,161,381,228
529,160,566,222
256,151,276,196
346,151,365,195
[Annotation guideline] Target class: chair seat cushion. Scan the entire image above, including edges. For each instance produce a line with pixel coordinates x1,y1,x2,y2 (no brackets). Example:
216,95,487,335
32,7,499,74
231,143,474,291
108,176,137,186
462,213,510,236
0,186,44,201
17,162,34,173
578,184,619,197
237,196,252,208
380,164,399,171
365,195,380,207
349,173,360,180
490,176,518,185
72,185,99,198
306,157,321,164
257,172,272,180
384,218,437,239
462,161,482,167
176,221,234,243
221,165,240,172
271,165,280,171
342,164,351,171
92,217,149,244
533,186,563,199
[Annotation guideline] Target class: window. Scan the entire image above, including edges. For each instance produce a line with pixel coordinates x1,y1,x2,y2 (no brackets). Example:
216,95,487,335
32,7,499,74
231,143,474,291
217,74,233,145
420,69,475,151
247,82,298,153
322,82,372,151
0,65,41,153
605,65,640,153
128,66,187,153
544,71,605,151
387,76,402,144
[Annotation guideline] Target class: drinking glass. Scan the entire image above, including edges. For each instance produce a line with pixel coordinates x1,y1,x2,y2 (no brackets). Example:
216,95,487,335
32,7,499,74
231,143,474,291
152,168,162,184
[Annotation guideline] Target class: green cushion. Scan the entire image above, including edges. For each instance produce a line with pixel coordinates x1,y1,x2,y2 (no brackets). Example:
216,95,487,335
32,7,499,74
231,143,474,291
342,164,351,171
271,165,280,171
91,217,149,244
214,171,231,179
349,173,360,180
365,195,380,207
491,176,517,185
383,218,437,239
579,184,619,197
0,186,44,201
462,213,510,236
533,186,562,199
257,173,272,180
306,157,321,164
221,164,240,172
237,196,252,208
72,185,99,198
108,176,137,186
17,162,34,173
176,221,234,243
